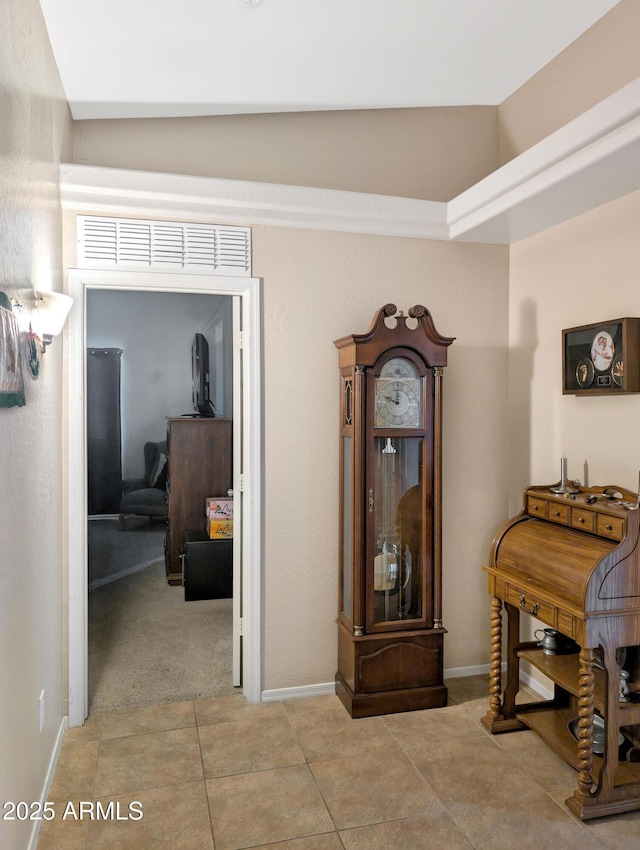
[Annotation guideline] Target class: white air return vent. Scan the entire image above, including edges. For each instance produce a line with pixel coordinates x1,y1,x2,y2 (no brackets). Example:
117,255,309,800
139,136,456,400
78,216,251,276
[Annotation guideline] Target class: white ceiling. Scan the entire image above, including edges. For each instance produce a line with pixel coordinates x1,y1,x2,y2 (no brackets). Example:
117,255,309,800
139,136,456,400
39,0,620,121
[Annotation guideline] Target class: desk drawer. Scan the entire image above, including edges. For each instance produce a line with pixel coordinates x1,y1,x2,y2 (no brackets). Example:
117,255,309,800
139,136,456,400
596,514,624,541
548,503,570,525
506,586,554,625
571,507,596,533
527,496,547,519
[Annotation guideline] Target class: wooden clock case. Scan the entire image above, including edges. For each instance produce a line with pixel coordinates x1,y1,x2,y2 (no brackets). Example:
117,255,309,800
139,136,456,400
334,304,454,717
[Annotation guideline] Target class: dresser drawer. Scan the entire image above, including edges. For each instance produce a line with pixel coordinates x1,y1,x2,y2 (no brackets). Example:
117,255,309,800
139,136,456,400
527,496,548,519
597,514,624,541
571,507,596,533
506,586,554,625
547,503,570,525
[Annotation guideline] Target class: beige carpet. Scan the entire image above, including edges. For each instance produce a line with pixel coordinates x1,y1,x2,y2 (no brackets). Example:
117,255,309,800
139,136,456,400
88,516,165,589
88,559,238,713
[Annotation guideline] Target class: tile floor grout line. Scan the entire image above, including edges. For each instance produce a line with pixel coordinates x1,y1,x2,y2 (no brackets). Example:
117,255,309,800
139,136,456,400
304,758,346,842
282,701,351,844
194,707,217,848
543,787,610,850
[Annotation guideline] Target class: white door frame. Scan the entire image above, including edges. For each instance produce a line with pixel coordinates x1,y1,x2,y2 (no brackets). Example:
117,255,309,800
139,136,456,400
67,268,262,727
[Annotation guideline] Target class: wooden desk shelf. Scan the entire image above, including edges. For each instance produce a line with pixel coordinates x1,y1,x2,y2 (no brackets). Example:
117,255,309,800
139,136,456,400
483,483,640,820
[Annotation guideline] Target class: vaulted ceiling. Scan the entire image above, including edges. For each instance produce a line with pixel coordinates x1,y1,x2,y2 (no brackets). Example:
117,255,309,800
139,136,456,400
39,0,620,120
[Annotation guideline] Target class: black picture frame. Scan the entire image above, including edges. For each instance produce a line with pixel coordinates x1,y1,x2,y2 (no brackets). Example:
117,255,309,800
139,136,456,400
562,318,640,395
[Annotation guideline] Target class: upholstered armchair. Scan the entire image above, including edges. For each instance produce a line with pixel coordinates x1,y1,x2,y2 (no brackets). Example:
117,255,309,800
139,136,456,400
118,440,168,530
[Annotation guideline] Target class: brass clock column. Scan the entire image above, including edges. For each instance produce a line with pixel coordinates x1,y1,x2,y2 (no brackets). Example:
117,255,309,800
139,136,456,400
334,304,454,717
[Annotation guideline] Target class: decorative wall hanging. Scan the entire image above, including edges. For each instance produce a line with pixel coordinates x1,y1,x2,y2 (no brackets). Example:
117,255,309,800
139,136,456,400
0,292,26,408
562,318,640,395
25,323,42,380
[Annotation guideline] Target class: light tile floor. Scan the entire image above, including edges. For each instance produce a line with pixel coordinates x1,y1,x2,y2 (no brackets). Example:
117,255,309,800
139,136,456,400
36,675,640,849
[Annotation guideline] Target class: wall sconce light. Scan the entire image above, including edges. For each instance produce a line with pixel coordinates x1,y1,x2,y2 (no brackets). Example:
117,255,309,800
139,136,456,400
35,291,73,351
11,289,73,353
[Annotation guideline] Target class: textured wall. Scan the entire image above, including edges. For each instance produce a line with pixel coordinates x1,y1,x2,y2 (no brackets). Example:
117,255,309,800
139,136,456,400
0,1,72,848
252,226,508,689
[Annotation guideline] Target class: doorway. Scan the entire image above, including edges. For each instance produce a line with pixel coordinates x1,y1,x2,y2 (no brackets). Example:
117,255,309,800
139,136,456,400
86,289,235,712
67,269,263,727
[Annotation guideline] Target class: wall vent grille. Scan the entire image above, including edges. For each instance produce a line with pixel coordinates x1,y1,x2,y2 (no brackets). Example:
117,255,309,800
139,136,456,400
78,216,251,276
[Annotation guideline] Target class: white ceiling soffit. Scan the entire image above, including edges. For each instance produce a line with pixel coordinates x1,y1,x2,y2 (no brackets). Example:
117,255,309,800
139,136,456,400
59,77,640,245
39,0,620,120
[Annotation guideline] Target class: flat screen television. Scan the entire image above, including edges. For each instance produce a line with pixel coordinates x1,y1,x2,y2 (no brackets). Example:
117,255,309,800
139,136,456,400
192,333,215,417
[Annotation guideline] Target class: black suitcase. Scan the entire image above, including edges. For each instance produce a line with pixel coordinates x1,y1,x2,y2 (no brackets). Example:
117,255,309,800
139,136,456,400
182,531,233,601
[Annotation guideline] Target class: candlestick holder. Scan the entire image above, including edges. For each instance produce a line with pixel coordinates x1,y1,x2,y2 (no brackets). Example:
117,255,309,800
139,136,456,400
550,457,579,495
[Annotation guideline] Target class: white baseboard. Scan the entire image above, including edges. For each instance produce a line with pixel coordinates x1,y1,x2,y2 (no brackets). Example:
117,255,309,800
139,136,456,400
260,663,551,704
519,668,554,700
261,682,337,702
443,662,492,678
28,716,68,850
444,661,552,699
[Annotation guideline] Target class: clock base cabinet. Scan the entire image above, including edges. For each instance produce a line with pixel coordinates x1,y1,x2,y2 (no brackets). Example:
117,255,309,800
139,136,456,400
336,622,447,718
164,417,232,586
483,482,640,820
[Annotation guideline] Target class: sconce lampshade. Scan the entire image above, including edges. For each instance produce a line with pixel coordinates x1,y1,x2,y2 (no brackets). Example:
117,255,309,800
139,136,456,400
36,291,73,339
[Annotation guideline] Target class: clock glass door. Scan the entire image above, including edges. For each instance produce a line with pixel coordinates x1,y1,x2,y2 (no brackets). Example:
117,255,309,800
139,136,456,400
370,435,428,628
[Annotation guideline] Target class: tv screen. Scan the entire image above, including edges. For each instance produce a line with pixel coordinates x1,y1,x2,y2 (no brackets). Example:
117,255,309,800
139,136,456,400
192,333,215,417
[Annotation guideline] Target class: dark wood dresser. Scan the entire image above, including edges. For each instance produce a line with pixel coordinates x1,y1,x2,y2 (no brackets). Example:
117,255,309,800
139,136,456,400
164,417,232,585
483,482,640,819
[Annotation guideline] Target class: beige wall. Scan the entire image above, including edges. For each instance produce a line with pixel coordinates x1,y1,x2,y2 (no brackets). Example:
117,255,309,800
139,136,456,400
498,0,640,164
508,188,640,681
0,1,73,848
72,106,497,201
509,187,640,504
252,227,508,687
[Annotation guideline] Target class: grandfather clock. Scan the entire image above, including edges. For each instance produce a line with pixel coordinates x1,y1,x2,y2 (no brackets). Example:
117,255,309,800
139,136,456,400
334,303,454,717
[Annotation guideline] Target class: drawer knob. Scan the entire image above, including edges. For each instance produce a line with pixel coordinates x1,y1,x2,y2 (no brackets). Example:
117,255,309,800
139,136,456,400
605,523,613,531
532,505,538,511
553,510,560,517
519,594,540,616
578,517,585,523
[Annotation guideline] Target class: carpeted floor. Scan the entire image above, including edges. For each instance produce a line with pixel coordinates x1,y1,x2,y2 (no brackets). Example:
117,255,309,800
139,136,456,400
88,516,166,589
88,519,237,713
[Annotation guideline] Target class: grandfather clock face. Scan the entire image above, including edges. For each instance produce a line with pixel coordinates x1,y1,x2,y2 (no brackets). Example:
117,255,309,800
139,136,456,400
374,357,423,429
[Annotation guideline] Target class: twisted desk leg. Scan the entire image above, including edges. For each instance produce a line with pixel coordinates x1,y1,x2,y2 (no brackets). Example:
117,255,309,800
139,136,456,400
488,595,503,721
576,646,595,799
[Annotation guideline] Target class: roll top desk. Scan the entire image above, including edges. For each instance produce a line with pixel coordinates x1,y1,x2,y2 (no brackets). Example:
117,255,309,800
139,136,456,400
483,482,640,820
